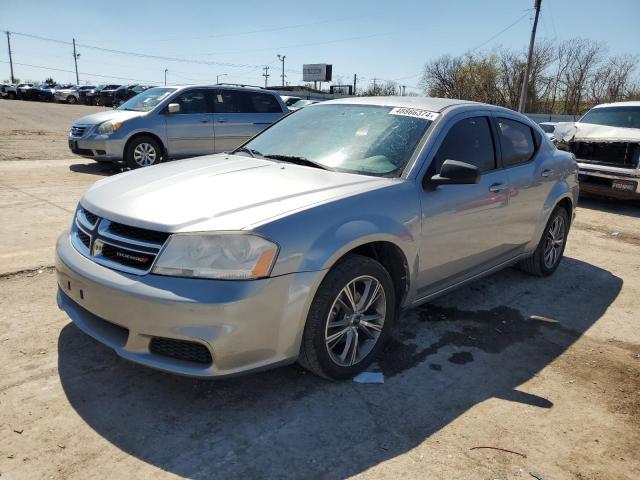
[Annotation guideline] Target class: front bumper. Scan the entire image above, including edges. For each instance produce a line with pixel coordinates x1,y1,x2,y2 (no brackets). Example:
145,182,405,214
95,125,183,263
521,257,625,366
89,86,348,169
68,129,125,162
55,232,324,377
577,161,640,199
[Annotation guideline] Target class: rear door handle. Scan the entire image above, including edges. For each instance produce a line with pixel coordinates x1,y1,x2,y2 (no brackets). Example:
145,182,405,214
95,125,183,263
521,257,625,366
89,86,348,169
489,183,508,193
200,118,209,123
217,118,226,123
541,169,553,178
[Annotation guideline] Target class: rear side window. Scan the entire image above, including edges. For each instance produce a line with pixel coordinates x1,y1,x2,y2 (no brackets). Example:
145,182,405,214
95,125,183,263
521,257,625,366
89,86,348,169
497,118,536,167
213,90,244,113
249,93,282,113
432,116,496,172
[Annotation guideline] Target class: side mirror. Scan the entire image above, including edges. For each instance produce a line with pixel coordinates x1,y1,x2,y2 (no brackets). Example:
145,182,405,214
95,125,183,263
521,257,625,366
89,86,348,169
167,103,180,114
425,159,480,187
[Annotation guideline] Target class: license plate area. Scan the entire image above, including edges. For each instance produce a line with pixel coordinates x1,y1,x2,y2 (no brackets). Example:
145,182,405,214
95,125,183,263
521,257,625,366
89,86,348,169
612,180,636,192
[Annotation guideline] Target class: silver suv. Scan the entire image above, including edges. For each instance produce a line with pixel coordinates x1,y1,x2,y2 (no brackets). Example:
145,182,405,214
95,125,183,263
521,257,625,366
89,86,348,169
68,85,288,168
56,97,578,380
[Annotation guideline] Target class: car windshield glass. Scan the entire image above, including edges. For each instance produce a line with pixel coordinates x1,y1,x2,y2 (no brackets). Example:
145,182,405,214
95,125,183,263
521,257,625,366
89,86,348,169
241,104,433,177
540,124,555,133
117,87,176,112
580,106,640,129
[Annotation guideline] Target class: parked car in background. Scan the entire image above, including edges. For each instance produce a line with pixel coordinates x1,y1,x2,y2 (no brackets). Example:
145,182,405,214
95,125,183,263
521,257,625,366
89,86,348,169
56,97,577,379
280,95,302,107
36,84,58,102
54,84,80,104
288,99,320,111
79,84,110,105
0,84,17,99
539,121,557,140
16,83,36,100
68,84,288,168
113,84,154,107
554,101,640,199
96,84,122,107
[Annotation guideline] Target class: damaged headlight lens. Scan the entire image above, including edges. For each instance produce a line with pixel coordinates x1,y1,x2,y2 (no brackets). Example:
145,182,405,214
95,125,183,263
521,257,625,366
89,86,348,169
152,233,279,280
96,120,122,135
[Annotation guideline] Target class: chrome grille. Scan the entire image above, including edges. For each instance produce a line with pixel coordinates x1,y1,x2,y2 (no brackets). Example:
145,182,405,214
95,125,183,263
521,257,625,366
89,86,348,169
71,207,169,275
70,125,87,137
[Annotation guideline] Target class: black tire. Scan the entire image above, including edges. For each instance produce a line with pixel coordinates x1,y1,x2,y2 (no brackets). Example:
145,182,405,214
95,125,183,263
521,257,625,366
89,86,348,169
67,95,77,104
124,136,163,169
298,254,396,379
8,91,16,100
518,206,570,276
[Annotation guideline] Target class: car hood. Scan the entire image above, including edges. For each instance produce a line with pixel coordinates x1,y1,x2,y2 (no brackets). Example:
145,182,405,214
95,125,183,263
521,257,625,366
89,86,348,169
81,155,393,232
73,109,146,125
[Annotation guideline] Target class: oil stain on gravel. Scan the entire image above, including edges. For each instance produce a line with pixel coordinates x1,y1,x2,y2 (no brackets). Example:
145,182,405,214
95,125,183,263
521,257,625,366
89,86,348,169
381,305,554,376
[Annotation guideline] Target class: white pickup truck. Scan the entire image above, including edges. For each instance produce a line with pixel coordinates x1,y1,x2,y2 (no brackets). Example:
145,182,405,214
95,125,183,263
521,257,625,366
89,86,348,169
555,101,640,199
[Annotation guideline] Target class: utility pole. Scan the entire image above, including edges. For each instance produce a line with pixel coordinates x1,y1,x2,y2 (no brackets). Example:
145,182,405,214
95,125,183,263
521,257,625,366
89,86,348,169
518,0,542,113
262,66,270,87
353,73,357,95
5,31,14,84
277,54,286,87
373,78,378,95
164,68,168,86
216,73,228,84
72,38,80,85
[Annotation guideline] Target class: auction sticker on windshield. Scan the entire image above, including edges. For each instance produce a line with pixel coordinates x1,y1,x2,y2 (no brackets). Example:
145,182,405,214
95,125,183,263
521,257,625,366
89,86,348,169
389,107,439,121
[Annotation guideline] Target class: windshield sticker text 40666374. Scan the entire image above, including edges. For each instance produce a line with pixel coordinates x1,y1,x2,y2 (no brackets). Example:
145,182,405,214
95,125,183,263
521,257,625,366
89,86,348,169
389,107,439,121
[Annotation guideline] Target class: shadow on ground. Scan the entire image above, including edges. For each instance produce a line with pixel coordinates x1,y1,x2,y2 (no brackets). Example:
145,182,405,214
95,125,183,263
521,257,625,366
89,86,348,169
58,257,622,478
69,162,124,177
578,194,640,218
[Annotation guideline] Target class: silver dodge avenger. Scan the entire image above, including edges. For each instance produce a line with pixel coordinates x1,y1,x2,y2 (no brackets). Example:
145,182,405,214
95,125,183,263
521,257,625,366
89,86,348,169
56,97,578,379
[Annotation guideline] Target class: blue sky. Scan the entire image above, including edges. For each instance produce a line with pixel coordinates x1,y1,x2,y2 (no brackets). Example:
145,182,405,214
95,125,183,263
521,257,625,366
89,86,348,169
1,0,637,92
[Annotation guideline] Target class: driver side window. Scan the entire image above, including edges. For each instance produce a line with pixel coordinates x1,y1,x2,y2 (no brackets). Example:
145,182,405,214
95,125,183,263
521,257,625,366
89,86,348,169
432,116,496,173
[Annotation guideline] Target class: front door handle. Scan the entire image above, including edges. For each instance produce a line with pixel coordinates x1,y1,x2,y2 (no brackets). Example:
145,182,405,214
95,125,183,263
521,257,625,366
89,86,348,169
541,169,553,178
489,183,508,193
217,118,226,123
200,118,209,123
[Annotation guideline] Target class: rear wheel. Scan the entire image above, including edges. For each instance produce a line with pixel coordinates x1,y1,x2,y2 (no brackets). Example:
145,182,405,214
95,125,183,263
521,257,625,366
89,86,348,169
298,254,395,379
67,95,77,104
518,206,570,276
124,136,163,169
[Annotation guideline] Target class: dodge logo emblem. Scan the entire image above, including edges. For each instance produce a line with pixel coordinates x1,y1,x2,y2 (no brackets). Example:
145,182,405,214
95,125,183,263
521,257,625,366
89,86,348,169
91,239,104,257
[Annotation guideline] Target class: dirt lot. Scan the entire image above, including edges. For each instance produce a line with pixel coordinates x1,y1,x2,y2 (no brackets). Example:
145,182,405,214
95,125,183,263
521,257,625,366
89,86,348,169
0,99,639,480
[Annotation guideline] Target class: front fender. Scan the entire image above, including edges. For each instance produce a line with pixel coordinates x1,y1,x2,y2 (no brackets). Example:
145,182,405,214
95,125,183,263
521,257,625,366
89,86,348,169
256,181,421,283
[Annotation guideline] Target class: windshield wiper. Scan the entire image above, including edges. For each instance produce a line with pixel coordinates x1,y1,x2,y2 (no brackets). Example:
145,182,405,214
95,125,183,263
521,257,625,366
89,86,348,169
263,154,331,171
234,147,263,158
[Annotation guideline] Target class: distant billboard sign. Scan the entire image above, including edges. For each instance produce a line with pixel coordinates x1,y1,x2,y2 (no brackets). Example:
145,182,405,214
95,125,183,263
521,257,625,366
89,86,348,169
330,85,353,95
303,64,332,82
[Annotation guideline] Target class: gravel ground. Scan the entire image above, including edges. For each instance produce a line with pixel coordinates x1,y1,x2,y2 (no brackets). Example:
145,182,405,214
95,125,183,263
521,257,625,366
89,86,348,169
0,99,638,480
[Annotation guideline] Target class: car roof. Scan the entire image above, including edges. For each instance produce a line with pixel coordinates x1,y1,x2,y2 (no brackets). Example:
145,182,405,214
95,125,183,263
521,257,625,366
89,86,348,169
166,84,269,94
591,101,640,109
322,96,478,112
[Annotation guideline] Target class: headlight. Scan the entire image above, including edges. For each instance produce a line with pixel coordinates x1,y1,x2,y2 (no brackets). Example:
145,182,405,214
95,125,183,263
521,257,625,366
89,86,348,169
152,233,279,280
96,119,122,135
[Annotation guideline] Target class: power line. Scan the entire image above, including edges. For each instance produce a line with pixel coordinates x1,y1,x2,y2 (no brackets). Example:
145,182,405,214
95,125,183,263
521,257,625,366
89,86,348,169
192,31,399,57
469,9,532,52
145,15,367,42
0,60,161,84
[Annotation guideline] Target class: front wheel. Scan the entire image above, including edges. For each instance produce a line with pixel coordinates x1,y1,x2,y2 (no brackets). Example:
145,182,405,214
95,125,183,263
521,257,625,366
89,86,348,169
124,136,163,169
518,206,570,276
67,95,77,104
298,254,395,379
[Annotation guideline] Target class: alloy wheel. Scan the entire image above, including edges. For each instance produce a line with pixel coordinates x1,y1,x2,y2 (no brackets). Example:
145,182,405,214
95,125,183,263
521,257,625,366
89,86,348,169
324,275,386,367
132,142,157,167
543,215,565,269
